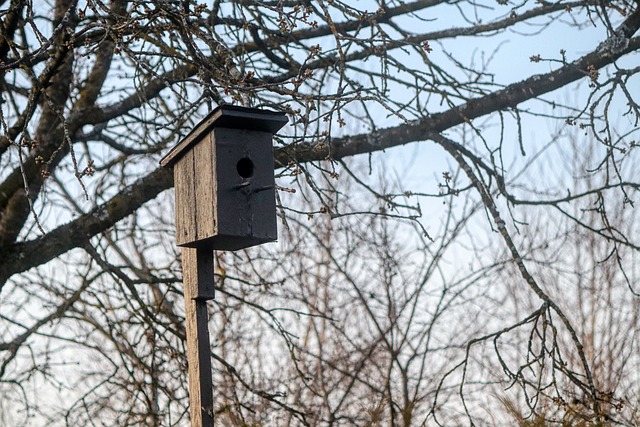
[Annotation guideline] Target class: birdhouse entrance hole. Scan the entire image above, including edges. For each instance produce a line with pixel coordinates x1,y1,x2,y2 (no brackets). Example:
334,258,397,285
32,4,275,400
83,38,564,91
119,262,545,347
236,157,254,179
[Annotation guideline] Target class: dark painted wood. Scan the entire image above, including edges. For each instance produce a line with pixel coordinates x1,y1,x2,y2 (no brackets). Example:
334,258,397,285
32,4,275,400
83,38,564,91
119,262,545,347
213,127,277,250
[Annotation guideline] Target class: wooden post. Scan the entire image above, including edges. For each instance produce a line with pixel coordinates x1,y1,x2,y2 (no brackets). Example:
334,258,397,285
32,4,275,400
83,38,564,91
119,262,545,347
182,248,215,427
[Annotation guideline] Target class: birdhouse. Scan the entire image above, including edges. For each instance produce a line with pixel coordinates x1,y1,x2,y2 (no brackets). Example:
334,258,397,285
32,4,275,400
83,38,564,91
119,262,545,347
160,105,288,251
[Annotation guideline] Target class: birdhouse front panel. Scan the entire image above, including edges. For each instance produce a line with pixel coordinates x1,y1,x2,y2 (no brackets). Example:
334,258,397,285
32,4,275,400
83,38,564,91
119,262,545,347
213,127,277,250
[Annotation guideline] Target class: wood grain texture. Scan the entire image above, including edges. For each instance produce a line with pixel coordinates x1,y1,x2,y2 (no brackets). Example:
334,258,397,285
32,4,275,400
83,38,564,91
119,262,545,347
175,149,197,246
182,247,214,427
193,133,216,242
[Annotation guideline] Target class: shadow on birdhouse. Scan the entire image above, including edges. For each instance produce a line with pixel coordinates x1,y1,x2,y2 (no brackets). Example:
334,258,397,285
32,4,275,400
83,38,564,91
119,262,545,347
160,105,288,251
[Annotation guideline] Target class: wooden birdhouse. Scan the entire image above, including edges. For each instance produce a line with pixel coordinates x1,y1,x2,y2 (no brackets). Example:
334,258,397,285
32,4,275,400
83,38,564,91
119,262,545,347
160,105,288,251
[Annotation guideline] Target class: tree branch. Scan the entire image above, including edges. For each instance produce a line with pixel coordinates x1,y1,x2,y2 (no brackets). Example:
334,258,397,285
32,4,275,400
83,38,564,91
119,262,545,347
1,17,638,288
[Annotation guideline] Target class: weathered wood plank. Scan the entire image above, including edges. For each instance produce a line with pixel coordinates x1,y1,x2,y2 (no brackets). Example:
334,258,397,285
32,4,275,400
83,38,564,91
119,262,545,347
193,134,216,242
182,247,214,427
175,149,197,246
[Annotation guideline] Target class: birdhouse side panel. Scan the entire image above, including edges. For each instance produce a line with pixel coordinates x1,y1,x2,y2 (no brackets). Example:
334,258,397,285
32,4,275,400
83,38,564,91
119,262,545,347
193,133,217,243
174,149,198,247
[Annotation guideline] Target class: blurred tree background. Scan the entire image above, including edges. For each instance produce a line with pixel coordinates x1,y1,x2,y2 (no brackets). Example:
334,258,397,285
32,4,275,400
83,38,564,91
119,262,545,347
0,0,639,425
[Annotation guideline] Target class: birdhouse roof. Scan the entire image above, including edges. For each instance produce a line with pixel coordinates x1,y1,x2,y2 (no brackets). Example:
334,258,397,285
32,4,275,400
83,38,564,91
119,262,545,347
159,105,288,168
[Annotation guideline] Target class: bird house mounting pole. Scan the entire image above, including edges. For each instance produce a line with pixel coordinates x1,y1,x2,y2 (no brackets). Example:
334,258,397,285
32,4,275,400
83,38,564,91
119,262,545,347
182,248,215,425
160,105,288,426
